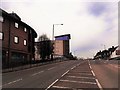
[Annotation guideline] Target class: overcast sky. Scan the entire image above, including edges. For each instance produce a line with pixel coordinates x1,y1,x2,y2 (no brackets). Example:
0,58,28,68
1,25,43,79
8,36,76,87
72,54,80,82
1,0,119,58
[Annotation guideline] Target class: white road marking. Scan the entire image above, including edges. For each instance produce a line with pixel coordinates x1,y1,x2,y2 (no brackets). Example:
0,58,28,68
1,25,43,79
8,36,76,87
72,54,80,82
71,66,76,70
90,65,92,69
60,79,97,85
91,70,95,76
3,78,23,86
48,67,55,70
109,64,119,68
45,79,59,90
68,73,92,76
95,79,103,90
89,61,103,90
52,85,71,89
61,70,70,77
31,71,44,76
71,71,91,73
89,63,91,66
71,67,74,70
77,64,80,66
67,76,95,79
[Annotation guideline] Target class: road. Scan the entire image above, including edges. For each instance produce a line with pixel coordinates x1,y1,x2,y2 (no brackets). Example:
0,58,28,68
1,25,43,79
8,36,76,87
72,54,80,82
2,59,119,90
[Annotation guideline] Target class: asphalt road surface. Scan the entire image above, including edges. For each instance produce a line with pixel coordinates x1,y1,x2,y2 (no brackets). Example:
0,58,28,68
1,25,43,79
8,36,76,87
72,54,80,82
2,59,119,90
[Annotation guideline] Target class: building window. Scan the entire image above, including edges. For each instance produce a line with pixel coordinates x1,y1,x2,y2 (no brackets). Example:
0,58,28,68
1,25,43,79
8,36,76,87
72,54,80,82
15,22,18,28
24,39,27,46
24,28,27,32
14,36,19,43
0,32,3,40
0,16,4,22
30,30,32,34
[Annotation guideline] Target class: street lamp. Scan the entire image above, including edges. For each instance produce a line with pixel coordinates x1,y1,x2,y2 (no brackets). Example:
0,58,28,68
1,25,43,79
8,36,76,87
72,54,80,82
52,24,63,40
101,44,106,50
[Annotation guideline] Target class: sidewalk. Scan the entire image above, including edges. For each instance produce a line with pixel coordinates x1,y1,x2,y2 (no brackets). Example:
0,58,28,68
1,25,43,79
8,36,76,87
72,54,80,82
2,59,68,73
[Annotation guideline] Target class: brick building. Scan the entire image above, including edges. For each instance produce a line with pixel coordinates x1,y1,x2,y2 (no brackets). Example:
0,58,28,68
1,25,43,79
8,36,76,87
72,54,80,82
54,34,71,57
0,9,37,68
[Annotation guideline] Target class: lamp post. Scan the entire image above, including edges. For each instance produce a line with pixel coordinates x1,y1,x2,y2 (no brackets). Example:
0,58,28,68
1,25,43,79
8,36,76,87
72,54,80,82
52,24,63,40
51,24,63,60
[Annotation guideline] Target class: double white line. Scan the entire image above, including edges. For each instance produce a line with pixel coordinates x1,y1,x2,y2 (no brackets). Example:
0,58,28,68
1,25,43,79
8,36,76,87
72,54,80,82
88,60,103,90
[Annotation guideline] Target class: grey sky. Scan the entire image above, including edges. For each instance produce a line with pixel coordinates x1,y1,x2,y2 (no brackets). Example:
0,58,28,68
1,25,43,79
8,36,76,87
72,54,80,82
1,0,118,58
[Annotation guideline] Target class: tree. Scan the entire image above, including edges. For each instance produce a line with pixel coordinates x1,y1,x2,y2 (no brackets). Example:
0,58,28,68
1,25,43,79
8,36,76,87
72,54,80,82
37,34,53,61
38,34,49,41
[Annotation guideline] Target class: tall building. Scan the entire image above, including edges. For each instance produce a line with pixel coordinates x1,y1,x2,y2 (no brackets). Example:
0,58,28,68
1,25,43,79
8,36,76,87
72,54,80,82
54,34,71,57
0,9,37,68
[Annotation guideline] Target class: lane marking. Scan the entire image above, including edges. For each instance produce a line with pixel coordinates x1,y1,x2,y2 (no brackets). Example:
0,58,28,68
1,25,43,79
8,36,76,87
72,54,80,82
89,65,92,69
89,61,103,90
48,67,55,70
31,71,44,76
95,79,103,90
91,70,95,76
109,64,119,68
3,78,23,86
45,79,59,90
61,70,70,77
70,71,91,73
68,73,92,76
52,85,71,89
89,63,91,66
60,79,97,85
67,76,95,79
71,66,76,69
77,64,80,66
7,78,22,85
71,67,75,70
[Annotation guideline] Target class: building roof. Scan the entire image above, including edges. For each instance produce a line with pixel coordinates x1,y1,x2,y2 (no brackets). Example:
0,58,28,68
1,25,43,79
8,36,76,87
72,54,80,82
0,8,37,38
55,34,71,40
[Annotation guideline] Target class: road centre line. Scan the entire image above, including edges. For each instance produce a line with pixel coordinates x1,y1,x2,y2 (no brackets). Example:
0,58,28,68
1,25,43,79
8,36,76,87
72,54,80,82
7,78,22,85
3,78,22,86
90,66,92,69
71,66,76,70
89,61,103,90
31,71,44,76
45,79,59,90
91,70,95,76
95,79,103,90
67,76,95,79
48,67,55,70
60,79,97,85
61,70,70,77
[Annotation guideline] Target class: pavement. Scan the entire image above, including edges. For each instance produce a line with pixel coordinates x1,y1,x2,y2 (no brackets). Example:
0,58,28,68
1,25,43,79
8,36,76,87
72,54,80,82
90,60,119,89
2,59,66,73
1,59,120,90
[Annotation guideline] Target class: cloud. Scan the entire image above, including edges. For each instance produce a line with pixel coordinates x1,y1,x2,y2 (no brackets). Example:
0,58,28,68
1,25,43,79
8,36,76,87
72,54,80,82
72,2,118,58
87,2,108,16
1,0,118,58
